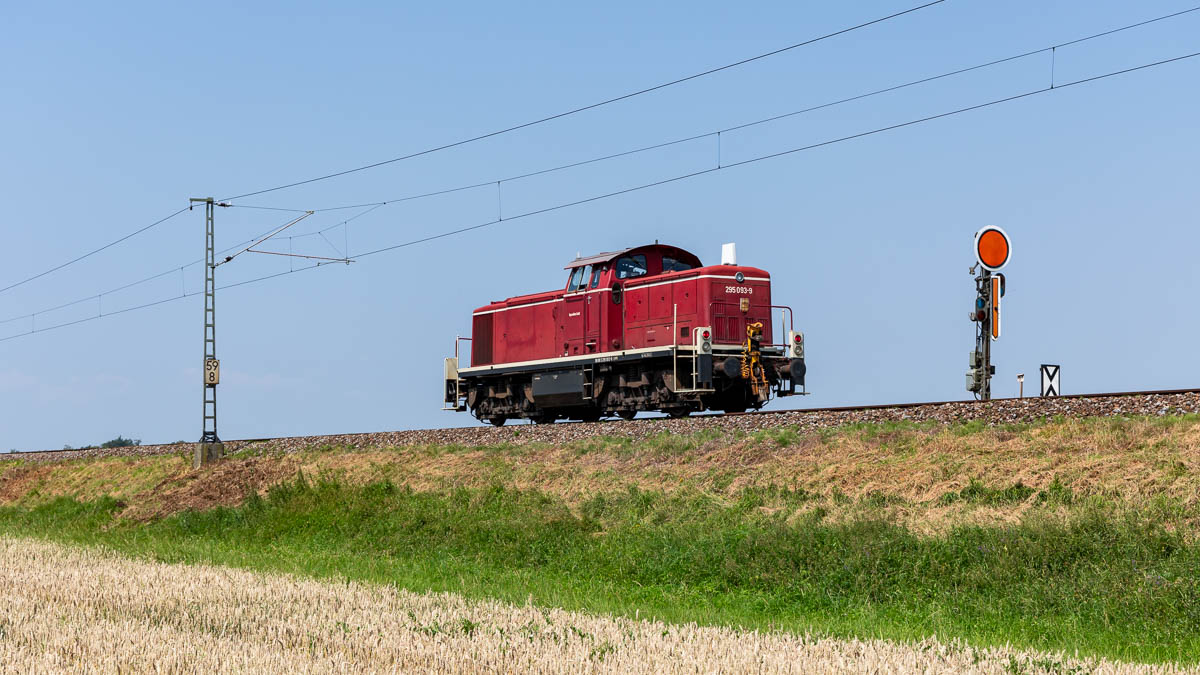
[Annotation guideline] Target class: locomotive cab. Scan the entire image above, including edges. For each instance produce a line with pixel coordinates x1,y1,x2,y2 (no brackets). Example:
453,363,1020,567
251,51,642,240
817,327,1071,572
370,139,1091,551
444,242,806,425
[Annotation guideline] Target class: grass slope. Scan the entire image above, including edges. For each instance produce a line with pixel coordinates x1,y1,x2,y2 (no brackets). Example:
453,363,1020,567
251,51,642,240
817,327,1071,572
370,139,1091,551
1,414,1199,665
2,414,1199,527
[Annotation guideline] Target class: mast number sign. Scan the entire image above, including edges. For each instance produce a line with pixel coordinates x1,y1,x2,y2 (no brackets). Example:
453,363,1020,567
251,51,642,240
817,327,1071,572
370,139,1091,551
204,359,220,385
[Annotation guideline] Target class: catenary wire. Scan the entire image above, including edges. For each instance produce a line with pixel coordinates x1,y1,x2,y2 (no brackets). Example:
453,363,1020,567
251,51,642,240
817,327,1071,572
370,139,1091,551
0,203,387,329
237,4,1200,217
0,199,317,299
5,2,1187,301
218,1,948,202
4,47,1191,345
0,206,191,297
268,202,387,241
0,219,314,327
331,51,1200,260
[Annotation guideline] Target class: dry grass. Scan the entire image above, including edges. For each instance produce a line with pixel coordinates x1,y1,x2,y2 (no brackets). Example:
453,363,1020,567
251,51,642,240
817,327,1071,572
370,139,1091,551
0,536,1182,674
1,416,1197,529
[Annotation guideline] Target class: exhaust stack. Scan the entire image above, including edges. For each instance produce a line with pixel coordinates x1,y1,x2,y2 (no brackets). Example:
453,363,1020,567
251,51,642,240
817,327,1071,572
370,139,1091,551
721,242,737,266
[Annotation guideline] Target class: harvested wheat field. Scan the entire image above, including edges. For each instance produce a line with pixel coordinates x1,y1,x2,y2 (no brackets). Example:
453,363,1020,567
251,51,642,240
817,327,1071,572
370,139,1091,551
0,537,1179,674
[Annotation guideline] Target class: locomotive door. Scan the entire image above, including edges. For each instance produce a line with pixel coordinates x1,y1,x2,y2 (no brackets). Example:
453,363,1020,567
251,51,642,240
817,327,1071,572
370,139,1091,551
585,296,601,351
564,293,586,355
584,266,603,352
607,282,624,351
561,264,590,356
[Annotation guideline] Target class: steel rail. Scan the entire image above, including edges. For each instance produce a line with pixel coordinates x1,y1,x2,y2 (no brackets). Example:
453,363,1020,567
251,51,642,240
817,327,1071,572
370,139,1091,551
7,387,1199,456
713,387,1200,418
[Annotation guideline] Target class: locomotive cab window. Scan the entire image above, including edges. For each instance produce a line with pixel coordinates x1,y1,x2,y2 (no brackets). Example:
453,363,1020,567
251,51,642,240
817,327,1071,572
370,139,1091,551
662,256,693,273
567,265,590,292
589,266,604,289
615,254,648,280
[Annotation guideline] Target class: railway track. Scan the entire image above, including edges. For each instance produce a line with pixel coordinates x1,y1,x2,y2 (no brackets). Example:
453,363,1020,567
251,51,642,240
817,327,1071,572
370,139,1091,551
719,386,1200,416
7,387,1200,462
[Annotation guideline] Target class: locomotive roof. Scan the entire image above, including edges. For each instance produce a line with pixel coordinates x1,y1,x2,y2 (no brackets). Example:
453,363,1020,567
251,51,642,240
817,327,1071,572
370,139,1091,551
564,244,701,269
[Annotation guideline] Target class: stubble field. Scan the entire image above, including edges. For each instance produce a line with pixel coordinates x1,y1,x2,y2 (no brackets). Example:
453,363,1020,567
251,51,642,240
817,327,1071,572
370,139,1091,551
0,537,1179,674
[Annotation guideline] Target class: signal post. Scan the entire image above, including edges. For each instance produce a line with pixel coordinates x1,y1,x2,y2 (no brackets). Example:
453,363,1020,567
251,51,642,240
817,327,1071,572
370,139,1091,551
967,227,1009,401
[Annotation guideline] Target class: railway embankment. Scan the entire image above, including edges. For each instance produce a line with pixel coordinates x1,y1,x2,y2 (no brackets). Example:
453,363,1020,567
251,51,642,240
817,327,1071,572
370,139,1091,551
1,406,1198,526
1,401,1199,666
8,390,1200,462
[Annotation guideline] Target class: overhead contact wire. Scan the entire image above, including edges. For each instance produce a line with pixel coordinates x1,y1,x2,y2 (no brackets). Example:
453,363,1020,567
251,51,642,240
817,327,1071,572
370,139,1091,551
343,51,1197,257
6,3,1192,300
3,49,1196,343
0,206,191,296
219,1,948,202
241,5,1200,216
0,220,315,327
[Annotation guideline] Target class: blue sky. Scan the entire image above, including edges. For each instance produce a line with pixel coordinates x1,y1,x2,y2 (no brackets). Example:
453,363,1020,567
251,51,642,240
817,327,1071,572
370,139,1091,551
1,1,1197,450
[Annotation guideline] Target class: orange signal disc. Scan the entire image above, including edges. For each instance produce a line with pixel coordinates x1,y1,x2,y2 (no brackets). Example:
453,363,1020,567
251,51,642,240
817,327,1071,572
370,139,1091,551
975,227,1010,271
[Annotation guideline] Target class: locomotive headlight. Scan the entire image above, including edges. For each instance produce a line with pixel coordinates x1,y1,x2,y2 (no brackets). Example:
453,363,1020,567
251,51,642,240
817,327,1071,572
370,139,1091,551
789,331,804,357
695,326,713,354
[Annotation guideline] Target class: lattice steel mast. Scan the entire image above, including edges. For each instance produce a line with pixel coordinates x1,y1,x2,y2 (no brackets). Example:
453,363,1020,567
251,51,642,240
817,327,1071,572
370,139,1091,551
191,197,227,466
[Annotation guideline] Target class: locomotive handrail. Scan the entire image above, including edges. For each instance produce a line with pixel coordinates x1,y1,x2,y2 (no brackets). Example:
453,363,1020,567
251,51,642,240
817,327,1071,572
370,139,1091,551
671,303,714,394
706,301,794,347
455,336,473,367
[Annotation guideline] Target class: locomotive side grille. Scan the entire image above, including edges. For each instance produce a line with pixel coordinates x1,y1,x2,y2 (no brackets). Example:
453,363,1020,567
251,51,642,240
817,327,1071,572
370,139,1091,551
715,315,741,343
472,314,494,366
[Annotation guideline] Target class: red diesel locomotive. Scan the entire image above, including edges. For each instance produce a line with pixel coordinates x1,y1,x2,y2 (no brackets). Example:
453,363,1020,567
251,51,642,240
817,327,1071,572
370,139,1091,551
443,243,806,425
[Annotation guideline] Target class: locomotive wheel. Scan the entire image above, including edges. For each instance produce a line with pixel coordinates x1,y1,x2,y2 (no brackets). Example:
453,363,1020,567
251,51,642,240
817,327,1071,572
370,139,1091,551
578,411,601,423
617,410,636,421
667,408,691,419
488,416,506,427
530,412,555,424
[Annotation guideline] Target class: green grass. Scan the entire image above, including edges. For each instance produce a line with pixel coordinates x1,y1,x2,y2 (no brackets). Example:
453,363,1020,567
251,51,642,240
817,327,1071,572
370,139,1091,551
0,478,1197,664
938,479,1037,506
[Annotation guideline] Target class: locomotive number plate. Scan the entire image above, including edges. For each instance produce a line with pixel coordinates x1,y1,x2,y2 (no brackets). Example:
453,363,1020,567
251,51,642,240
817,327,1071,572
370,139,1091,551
204,358,220,385
725,286,753,294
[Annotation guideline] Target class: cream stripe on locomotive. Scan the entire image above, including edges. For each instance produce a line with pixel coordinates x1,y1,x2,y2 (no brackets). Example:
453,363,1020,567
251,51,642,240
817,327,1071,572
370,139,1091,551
457,343,777,376
470,274,770,317
458,345,675,375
